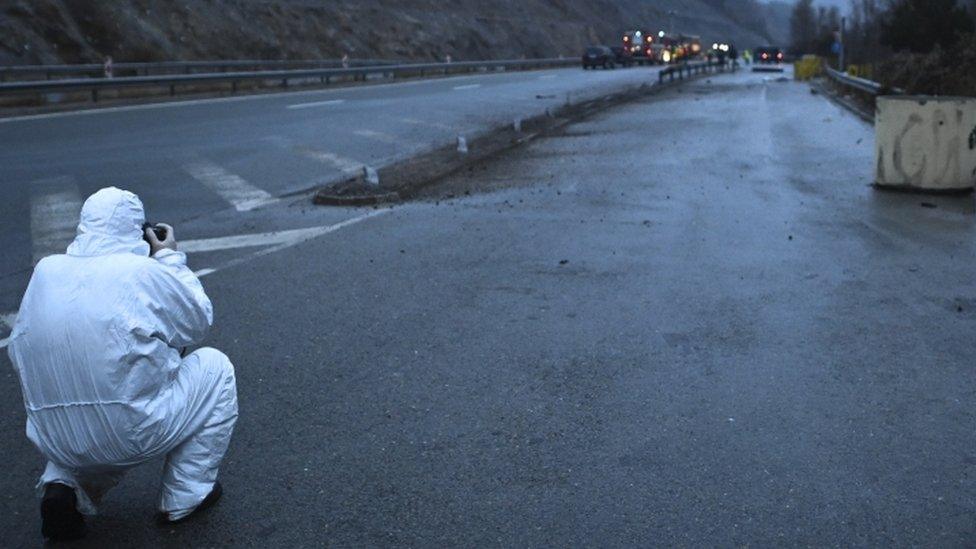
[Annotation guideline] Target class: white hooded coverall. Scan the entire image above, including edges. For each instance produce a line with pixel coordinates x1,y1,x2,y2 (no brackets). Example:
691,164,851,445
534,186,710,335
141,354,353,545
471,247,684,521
7,187,238,520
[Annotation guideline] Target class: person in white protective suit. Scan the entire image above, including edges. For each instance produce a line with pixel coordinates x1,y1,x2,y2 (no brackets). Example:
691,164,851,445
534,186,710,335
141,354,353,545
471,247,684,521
7,187,238,541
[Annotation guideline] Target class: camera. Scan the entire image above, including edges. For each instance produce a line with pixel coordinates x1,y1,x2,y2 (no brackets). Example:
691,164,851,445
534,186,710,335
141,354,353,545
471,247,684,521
142,222,167,243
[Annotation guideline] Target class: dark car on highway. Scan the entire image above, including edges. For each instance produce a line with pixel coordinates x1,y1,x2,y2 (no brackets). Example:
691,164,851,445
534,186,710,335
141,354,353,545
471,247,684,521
753,46,785,72
610,46,634,68
582,46,616,70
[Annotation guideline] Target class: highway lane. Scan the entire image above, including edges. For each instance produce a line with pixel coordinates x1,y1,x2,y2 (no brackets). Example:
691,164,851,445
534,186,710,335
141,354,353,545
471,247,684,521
1,69,974,545
0,65,664,326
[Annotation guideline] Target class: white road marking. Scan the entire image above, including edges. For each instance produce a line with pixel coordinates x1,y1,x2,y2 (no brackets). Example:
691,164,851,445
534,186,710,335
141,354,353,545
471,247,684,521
186,209,391,278
183,159,278,212
1,312,16,330
0,312,18,349
287,99,346,110
538,74,558,80
297,148,364,175
354,129,407,146
30,176,82,265
398,117,459,132
453,84,482,91
0,209,392,350
182,225,349,253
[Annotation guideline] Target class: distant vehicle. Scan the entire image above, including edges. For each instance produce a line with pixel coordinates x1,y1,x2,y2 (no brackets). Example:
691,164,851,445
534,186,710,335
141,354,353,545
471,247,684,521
582,46,616,70
656,33,703,64
622,30,656,65
610,46,634,68
753,46,785,72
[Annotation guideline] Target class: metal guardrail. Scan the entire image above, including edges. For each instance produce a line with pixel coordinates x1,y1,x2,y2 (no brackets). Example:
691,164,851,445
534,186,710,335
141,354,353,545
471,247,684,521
0,58,578,103
658,60,731,83
0,58,398,82
825,66,903,96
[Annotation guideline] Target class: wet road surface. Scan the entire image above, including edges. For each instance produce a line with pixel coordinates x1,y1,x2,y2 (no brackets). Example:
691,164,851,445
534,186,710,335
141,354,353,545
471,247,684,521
1,68,974,546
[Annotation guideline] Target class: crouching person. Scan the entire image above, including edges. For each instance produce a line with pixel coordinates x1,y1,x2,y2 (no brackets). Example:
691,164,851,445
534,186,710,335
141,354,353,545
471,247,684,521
7,187,238,541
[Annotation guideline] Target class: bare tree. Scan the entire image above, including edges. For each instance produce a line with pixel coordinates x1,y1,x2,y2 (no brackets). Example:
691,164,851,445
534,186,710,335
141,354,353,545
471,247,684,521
790,0,818,54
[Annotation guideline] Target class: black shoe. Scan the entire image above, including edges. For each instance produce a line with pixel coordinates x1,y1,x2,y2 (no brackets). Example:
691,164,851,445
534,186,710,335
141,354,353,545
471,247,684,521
41,482,87,541
156,481,222,525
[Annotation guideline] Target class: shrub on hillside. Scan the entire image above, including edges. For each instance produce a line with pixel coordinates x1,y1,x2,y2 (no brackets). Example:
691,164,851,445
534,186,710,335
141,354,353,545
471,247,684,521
878,33,976,96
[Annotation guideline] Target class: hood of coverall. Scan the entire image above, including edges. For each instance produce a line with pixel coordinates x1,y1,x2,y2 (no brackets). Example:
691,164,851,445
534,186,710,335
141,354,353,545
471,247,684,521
66,187,150,257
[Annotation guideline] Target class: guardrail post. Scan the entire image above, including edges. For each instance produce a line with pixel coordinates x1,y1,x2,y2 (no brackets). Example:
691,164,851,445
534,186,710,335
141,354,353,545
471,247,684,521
170,84,175,96
232,81,238,93
92,89,98,102
282,78,288,88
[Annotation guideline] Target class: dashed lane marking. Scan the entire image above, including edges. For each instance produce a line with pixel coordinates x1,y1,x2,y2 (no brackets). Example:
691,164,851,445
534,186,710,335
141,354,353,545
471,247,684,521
453,84,482,91
287,99,346,109
30,176,83,265
0,209,392,350
183,159,278,212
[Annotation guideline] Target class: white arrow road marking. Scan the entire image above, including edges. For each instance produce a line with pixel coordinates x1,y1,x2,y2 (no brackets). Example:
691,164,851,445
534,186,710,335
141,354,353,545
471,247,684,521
30,176,82,265
181,224,361,253
287,99,346,109
0,209,392,350
183,159,278,212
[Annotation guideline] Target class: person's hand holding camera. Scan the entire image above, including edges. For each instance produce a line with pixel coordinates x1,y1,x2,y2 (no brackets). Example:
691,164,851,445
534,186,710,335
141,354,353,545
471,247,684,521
144,223,177,256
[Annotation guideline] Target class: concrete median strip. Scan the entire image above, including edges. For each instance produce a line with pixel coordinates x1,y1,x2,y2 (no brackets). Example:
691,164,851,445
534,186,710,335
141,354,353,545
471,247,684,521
313,66,723,206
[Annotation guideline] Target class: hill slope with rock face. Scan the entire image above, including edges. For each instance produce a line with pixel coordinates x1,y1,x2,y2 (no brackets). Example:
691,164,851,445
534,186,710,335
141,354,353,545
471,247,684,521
0,0,791,65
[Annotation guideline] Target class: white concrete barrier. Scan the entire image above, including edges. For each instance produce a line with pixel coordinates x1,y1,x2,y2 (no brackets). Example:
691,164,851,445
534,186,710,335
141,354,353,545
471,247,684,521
876,96,976,192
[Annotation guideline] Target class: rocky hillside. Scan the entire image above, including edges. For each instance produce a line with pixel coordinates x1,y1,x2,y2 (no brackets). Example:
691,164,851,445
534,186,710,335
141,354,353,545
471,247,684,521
0,0,791,66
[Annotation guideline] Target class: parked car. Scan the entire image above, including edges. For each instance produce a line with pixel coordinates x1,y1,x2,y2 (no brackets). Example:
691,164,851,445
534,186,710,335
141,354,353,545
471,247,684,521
753,46,785,72
610,46,634,68
582,46,616,70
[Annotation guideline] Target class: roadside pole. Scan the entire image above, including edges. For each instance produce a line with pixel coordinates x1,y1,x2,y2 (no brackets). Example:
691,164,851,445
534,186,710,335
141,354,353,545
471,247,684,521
838,17,846,72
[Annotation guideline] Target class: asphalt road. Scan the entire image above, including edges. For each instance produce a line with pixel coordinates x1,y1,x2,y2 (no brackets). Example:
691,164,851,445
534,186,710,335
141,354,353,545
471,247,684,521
2,68,975,546
0,65,664,323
